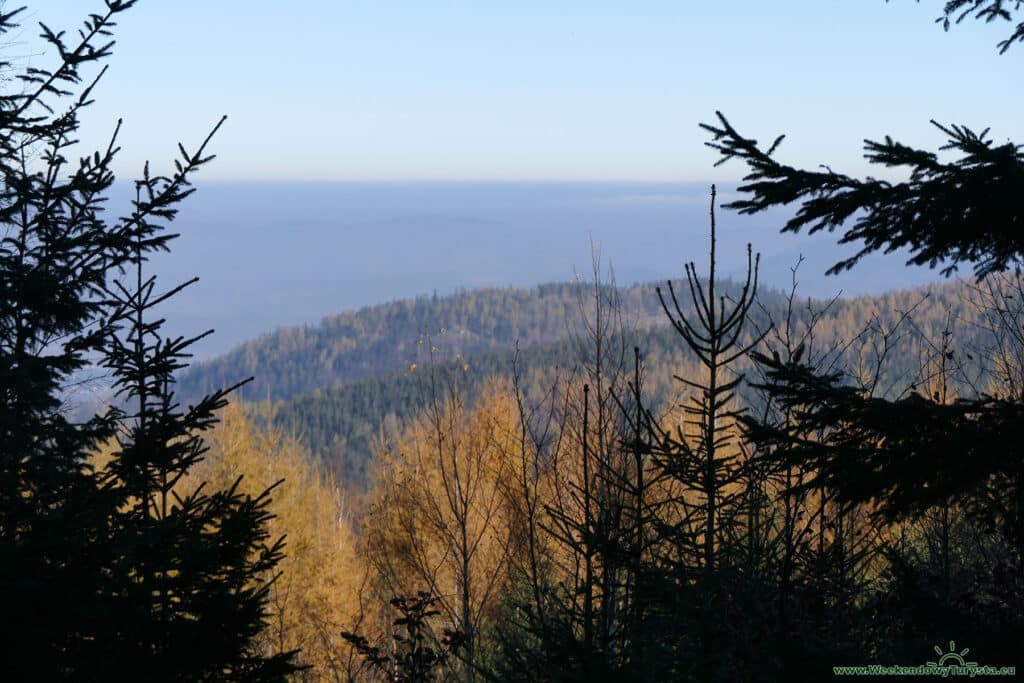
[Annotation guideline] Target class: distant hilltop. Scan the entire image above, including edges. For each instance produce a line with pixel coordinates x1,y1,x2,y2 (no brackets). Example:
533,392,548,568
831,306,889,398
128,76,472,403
176,277,981,489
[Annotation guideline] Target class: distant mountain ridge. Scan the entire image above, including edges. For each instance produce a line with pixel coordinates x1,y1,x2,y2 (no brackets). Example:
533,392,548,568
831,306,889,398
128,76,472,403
177,281,673,401
177,278,984,489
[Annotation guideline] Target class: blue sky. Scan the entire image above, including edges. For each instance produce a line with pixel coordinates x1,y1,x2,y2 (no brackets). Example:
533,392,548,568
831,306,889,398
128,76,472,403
26,1,1023,182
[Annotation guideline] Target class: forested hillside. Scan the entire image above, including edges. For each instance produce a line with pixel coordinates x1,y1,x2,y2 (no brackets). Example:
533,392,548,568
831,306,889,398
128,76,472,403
222,277,986,490
178,283,654,400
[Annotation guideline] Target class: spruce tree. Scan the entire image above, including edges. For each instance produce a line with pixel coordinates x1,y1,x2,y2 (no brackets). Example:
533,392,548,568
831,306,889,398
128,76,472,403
0,3,140,673
700,0,1024,546
652,185,763,577
701,0,1024,664
97,154,300,680
644,185,765,681
0,3,298,678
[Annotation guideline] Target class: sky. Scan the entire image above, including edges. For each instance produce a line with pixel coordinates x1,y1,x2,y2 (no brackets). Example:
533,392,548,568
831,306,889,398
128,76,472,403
23,1,1024,183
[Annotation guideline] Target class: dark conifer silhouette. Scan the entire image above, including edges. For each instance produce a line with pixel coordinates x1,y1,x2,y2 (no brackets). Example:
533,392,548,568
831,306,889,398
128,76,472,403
702,0,1024,667
700,113,1023,280
0,3,298,678
701,1,1023,529
97,159,300,679
0,3,145,674
935,0,1024,53
638,186,767,681
701,3,1023,280
651,184,763,575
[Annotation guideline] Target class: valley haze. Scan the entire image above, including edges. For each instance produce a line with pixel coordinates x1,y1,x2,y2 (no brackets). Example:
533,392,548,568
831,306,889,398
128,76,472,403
141,181,945,359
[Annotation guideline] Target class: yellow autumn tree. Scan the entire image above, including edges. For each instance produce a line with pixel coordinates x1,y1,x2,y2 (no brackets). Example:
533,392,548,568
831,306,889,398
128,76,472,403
362,376,522,682
187,403,362,680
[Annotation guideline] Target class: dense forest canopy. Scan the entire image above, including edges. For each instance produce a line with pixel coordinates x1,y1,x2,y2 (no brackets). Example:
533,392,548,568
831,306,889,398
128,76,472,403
180,277,978,399
196,277,987,490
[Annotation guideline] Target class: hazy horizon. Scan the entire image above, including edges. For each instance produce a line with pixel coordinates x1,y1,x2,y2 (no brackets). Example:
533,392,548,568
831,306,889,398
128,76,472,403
130,180,951,360
28,2,1017,360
